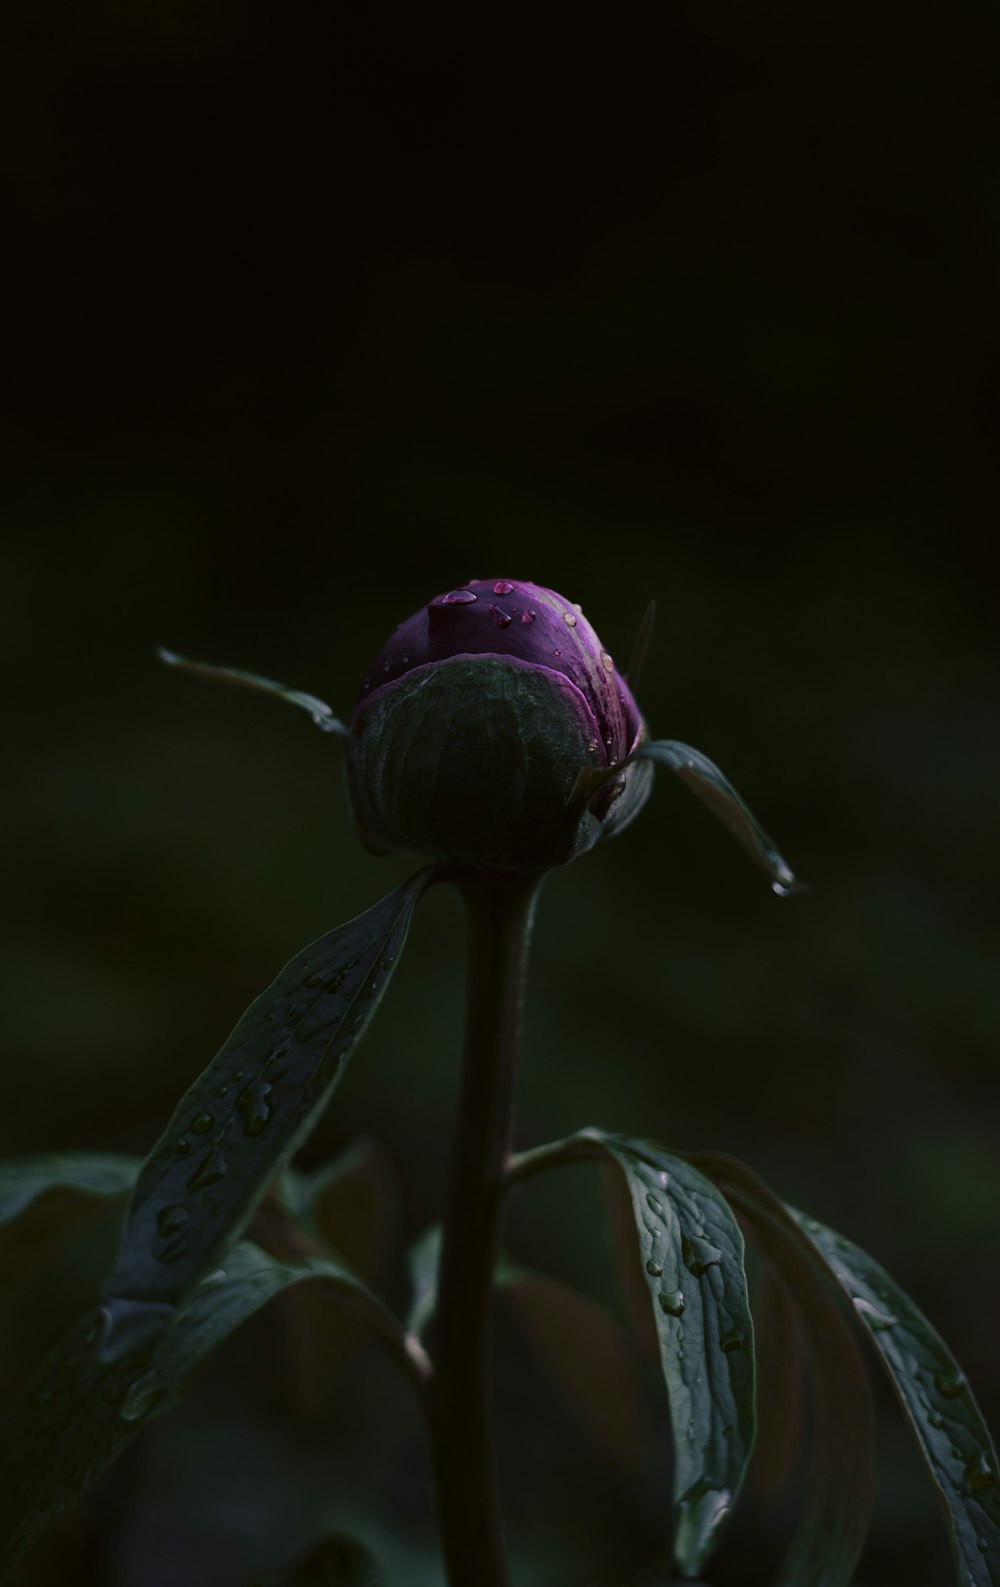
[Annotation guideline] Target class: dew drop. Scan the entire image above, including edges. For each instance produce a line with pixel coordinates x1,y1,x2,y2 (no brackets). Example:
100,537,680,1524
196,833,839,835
719,1326,744,1353
965,1452,995,1494
572,602,582,613
188,1146,228,1191
646,1260,663,1277
401,652,411,667
645,1192,663,1214
237,1076,274,1138
928,1410,946,1429
852,1297,898,1331
493,580,515,595
935,1370,967,1399
562,611,577,627
157,1204,189,1237
438,589,477,605
215,1084,229,1098
600,650,614,672
682,1234,724,1276
552,648,561,659
302,971,327,988
191,1113,214,1135
659,1289,685,1317
119,1368,166,1424
489,604,513,629
521,610,536,625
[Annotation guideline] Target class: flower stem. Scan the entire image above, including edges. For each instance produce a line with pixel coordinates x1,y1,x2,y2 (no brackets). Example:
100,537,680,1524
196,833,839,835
431,869,543,1587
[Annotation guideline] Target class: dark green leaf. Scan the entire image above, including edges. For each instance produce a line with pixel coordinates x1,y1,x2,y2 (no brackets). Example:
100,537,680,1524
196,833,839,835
158,647,347,736
633,740,804,894
102,869,435,1345
0,1242,401,1581
249,1533,385,1585
569,1130,757,1577
791,1209,1000,1586
0,1154,140,1224
692,1154,874,1587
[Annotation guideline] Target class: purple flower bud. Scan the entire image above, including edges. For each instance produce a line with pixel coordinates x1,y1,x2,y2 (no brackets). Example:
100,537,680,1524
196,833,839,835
347,580,652,869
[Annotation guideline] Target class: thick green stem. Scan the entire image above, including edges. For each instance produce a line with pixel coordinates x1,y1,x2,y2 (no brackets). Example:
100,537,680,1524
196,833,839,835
431,870,542,1587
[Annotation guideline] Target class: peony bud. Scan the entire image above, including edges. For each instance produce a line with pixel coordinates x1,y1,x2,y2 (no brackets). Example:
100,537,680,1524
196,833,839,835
346,580,652,870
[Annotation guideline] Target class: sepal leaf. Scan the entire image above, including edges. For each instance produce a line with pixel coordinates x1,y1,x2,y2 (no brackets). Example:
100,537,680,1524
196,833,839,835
634,740,803,893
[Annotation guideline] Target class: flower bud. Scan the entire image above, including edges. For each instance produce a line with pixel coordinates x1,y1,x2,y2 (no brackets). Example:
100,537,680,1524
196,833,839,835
346,580,652,870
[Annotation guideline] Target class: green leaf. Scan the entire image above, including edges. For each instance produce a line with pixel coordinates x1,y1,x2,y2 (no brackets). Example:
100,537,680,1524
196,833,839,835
0,1242,402,1581
633,740,804,894
567,1130,757,1577
157,647,347,736
791,1209,1000,1586
0,1154,140,1224
249,1533,386,1585
691,1153,874,1587
102,869,435,1348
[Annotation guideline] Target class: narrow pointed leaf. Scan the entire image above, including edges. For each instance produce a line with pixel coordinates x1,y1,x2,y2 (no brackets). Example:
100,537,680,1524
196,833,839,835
634,741,804,894
0,1154,141,1224
250,1533,385,1585
158,647,347,736
567,1130,756,1576
791,1209,1000,1586
0,1241,406,1582
691,1153,874,1587
104,870,436,1336
625,600,657,690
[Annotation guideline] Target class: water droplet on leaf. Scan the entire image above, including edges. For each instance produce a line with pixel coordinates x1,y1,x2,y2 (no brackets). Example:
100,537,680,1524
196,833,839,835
646,1260,663,1277
965,1452,995,1494
719,1325,744,1353
645,1192,662,1213
935,1370,966,1399
119,1368,167,1424
853,1297,897,1330
659,1289,685,1316
157,1205,189,1237
191,1113,214,1135
682,1234,723,1276
237,1076,273,1137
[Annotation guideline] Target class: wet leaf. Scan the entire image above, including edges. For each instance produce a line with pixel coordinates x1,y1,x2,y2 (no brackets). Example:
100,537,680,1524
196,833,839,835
0,1154,140,1225
633,740,804,894
0,1243,397,1581
692,1154,874,1587
102,869,435,1343
570,1130,756,1577
791,1209,1000,1587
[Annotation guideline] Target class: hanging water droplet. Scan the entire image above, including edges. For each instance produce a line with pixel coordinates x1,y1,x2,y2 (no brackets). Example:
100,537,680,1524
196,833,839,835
157,1204,189,1237
119,1368,166,1424
489,604,513,629
191,1113,214,1135
174,1137,191,1156
600,650,614,672
965,1452,995,1494
645,1192,663,1214
521,610,536,624
646,1259,663,1277
237,1076,273,1137
562,611,577,627
659,1289,685,1316
853,1297,897,1331
438,589,477,605
935,1370,967,1399
682,1234,724,1276
188,1146,228,1191
493,580,515,596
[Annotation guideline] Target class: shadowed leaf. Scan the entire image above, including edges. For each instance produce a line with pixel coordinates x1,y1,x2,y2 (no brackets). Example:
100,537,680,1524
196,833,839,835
157,647,347,736
102,870,435,1344
791,1209,1000,1586
0,1155,140,1289
692,1154,874,1587
0,1243,411,1582
500,1267,650,1469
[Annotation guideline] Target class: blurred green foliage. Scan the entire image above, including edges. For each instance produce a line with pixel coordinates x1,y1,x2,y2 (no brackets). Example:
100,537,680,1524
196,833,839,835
2,0,999,1581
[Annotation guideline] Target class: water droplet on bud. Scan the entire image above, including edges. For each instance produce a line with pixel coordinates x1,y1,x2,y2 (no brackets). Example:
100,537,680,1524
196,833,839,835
600,651,614,672
493,580,515,595
659,1289,685,1316
521,610,536,624
437,589,477,606
563,611,577,627
490,604,513,629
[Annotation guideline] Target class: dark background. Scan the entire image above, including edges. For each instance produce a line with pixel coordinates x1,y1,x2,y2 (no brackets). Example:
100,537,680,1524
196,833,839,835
3,2,1000,1583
